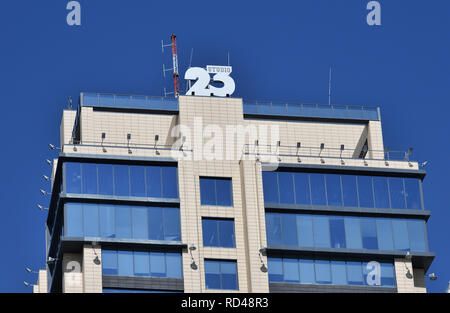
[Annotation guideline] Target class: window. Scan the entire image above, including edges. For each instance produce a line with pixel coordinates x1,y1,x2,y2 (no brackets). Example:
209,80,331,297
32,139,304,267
357,176,374,208
331,261,347,285
146,166,162,198
315,260,331,284
114,165,130,196
200,177,233,206
266,213,282,246
345,217,362,249
162,166,179,198
310,174,327,206
373,176,390,209
262,172,279,203
132,207,148,239
130,166,146,197
293,172,311,205
278,172,294,204
299,259,315,284
407,220,426,252
347,261,363,285
313,215,330,248
65,163,81,194
361,218,378,250
100,205,115,238
102,250,118,275
202,218,235,248
268,258,283,282
83,203,99,237
297,215,314,247
82,163,97,194
329,216,346,249
389,177,406,209
376,218,394,250
204,260,238,290
326,174,342,207
98,164,113,195
404,178,421,209
65,203,83,236
283,258,300,282
116,205,132,238
341,175,358,207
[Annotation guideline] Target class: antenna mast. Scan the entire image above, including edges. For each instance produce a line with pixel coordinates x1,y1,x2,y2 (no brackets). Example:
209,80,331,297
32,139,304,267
162,34,180,97
328,66,332,105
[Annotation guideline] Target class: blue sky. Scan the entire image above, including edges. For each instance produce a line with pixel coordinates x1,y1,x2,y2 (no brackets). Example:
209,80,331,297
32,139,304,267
0,0,448,293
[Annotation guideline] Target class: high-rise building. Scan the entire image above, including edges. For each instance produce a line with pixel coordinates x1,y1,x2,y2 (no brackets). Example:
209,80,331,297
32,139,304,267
33,92,433,293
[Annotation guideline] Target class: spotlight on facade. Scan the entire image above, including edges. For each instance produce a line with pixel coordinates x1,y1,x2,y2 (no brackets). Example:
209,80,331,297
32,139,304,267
26,267,38,274
40,190,51,196
37,204,48,211
427,273,437,281
24,281,32,287
49,144,60,150
42,175,50,181
45,159,53,166
445,281,450,293
405,251,412,260
47,257,56,264
420,161,428,167
189,244,196,251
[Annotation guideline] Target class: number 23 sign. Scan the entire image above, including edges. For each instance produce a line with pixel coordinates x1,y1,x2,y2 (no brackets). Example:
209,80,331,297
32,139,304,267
185,65,235,97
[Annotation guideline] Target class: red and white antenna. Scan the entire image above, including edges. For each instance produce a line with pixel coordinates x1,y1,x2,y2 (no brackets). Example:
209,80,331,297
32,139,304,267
162,34,180,97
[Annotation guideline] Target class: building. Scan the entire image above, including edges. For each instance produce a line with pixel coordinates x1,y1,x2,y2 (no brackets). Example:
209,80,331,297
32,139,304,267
33,92,433,293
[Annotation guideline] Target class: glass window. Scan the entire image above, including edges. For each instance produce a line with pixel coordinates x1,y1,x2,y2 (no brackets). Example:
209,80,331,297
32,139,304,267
329,216,346,249
162,166,178,199
388,177,406,209
218,219,235,248
299,259,315,284
146,166,162,198
118,251,133,276
102,250,118,275
293,172,311,205
281,214,298,246
408,220,426,252
114,165,130,196
315,260,331,284
132,206,148,239
404,178,421,210
130,166,146,197
266,213,282,246
82,163,98,194
262,171,279,203
278,172,294,204
357,176,374,208
361,218,378,250
65,203,83,236
310,174,327,206
345,217,362,249
297,215,314,247
373,177,390,209
313,215,330,248
331,261,347,285
341,175,358,207
380,263,396,287
216,178,233,206
376,218,394,250
133,251,150,276
268,258,283,282
283,258,300,283
392,219,410,251
150,252,166,277
326,174,342,207
116,205,132,238
164,207,181,241
99,204,115,238
221,261,238,290
347,261,363,285
166,253,182,279
204,260,221,289
83,203,99,237
148,207,164,240
98,164,113,195
202,219,218,247
200,178,216,205
65,162,82,193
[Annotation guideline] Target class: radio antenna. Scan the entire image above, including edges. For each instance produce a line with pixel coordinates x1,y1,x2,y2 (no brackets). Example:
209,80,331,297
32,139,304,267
328,66,332,105
185,48,194,93
161,34,180,97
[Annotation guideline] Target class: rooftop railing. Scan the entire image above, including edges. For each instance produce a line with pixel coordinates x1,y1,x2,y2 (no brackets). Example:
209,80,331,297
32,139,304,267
81,92,179,111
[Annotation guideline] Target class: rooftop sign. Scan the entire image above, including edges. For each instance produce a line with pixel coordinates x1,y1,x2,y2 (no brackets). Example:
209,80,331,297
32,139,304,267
185,65,235,97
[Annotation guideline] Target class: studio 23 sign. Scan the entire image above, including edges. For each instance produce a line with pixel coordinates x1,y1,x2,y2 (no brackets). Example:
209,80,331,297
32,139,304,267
185,65,235,97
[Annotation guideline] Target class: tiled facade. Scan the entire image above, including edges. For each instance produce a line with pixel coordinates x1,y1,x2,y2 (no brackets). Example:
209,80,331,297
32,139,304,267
34,94,432,293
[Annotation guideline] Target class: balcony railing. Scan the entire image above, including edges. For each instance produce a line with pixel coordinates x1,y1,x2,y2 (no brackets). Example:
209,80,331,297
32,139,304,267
81,92,179,111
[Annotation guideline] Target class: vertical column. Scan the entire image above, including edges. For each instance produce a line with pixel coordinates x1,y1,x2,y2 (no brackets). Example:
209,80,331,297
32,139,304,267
82,244,102,293
394,258,427,293
63,253,83,293
367,121,385,159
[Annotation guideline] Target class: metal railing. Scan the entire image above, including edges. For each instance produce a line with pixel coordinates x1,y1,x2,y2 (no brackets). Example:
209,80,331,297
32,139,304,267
66,140,192,154
243,101,380,121
81,92,179,111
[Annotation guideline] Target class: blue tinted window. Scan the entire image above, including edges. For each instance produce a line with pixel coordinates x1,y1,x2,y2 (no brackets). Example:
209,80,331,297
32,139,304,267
204,260,221,289
221,261,238,290
83,203,99,237
299,259,315,284
202,219,218,247
65,203,83,236
263,172,279,203
331,261,347,285
150,252,166,277
297,215,314,247
357,176,374,208
162,166,178,198
100,204,115,238
376,218,394,250
278,172,294,204
408,220,426,252
283,258,300,282
313,215,330,248
102,250,118,275
148,207,164,240
266,213,282,246
116,205,132,238
268,258,283,282
347,261,363,285
380,263,396,287
146,166,162,198
345,217,362,249
166,253,182,278
326,174,342,207
392,220,409,251
66,162,82,193
373,177,390,209
205,260,238,290
114,165,130,196
361,218,378,250
216,178,233,206
132,207,148,239
404,178,421,210
130,166,146,197
330,216,346,249
310,174,327,206
82,163,97,194
293,172,311,205
315,260,331,284
281,214,298,246
200,178,215,205
218,219,235,248
98,164,113,195
203,218,235,248
133,251,150,276
164,207,181,241
341,175,358,207
118,251,133,276
389,177,406,209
